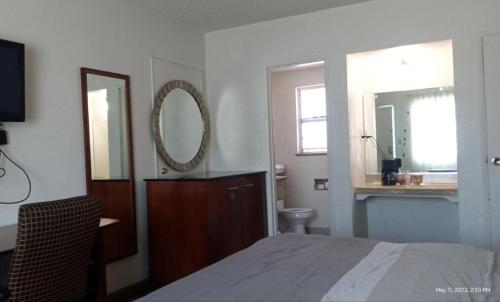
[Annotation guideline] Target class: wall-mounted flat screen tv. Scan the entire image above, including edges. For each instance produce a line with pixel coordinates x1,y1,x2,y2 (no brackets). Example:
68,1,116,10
0,39,25,122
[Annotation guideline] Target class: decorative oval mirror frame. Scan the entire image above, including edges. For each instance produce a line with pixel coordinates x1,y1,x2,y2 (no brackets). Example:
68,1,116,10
153,80,210,172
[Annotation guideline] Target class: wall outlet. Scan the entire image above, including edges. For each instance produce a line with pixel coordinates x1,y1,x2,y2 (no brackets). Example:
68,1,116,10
0,130,7,145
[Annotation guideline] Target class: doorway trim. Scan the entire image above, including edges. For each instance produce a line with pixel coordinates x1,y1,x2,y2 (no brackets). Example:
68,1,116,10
266,56,334,237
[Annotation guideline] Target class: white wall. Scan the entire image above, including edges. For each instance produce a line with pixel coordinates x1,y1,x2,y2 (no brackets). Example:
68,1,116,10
347,40,454,95
0,0,205,292
205,0,499,248
271,66,330,229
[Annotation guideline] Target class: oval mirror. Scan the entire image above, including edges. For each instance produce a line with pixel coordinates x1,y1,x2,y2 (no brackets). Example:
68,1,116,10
153,80,209,172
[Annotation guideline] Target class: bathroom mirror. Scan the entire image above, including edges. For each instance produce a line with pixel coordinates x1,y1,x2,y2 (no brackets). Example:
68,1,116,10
364,86,457,173
153,80,209,171
81,68,137,262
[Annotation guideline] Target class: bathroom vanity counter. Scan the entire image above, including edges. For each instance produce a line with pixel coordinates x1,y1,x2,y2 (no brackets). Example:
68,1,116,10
355,183,458,203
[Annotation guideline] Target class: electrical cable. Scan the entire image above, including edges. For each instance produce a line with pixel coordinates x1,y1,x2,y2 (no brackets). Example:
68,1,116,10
0,148,32,204
362,135,388,159
369,137,388,160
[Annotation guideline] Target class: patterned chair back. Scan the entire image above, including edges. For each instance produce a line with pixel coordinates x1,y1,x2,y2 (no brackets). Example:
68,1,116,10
7,196,102,302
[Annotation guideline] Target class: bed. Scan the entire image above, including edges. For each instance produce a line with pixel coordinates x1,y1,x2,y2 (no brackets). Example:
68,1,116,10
138,234,500,302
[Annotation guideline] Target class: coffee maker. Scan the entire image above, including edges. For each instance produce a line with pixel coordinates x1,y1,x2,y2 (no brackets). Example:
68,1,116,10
381,158,402,186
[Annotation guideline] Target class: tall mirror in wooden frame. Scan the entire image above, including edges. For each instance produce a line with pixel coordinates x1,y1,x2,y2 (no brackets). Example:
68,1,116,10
81,68,137,262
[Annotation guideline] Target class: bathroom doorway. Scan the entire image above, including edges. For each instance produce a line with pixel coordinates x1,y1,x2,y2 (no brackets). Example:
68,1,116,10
268,60,332,235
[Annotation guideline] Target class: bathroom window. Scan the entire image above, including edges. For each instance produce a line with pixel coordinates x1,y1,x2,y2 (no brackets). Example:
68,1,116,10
296,85,327,154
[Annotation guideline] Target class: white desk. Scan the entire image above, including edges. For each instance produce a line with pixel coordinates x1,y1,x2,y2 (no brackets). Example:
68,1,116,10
0,218,118,253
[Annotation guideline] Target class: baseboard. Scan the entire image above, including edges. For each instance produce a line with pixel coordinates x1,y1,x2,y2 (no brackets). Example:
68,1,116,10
306,227,330,236
107,279,153,302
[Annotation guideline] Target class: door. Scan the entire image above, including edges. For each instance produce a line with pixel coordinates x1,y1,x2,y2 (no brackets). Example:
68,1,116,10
146,181,208,285
207,179,242,263
150,57,205,176
484,33,500,249
241,174,267,248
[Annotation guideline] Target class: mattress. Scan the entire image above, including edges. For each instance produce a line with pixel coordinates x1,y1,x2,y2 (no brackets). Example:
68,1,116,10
138,234,500,302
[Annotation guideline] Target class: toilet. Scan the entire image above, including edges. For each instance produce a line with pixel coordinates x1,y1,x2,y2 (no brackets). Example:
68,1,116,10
275,164,314,234
278,205,314,234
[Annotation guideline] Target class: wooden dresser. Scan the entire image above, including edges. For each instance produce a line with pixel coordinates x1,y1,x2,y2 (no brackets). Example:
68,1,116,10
145,171,267,286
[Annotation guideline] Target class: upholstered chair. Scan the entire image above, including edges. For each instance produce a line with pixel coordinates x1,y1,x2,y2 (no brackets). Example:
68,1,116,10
0,196,102,302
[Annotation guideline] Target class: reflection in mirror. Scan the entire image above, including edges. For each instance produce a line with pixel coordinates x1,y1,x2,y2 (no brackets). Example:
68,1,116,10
365,87,457,173
160,88,203,164
86,74,129,179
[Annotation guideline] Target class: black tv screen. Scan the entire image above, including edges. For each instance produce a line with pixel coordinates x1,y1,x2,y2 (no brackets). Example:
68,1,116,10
0,39,25,122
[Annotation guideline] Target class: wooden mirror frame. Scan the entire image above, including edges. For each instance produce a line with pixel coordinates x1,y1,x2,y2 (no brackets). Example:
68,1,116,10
80,67,137,262
153,80,210,172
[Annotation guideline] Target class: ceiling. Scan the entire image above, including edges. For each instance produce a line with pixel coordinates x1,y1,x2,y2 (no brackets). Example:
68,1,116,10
126,0,374,33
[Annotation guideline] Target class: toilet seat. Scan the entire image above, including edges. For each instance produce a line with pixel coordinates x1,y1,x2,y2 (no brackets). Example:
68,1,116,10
279,208,313,218
280,208,312,213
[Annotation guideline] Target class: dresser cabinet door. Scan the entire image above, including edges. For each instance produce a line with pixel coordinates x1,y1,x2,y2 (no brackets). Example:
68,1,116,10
147,181,208,286
207,179,243,264
240,174,268,248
